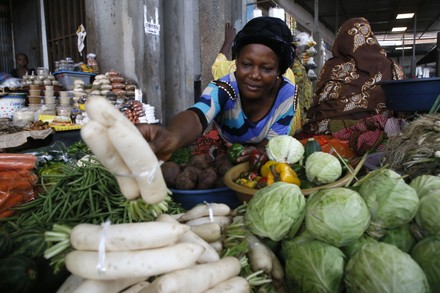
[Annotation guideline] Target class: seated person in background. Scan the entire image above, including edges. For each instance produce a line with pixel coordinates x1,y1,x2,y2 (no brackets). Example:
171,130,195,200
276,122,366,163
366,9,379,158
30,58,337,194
10,53,35,78
212,21,302,133
138,16,297,162
298,17,405,154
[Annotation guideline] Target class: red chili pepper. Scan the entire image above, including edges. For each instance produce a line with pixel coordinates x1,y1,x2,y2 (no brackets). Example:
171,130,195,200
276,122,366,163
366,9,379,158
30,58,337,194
256,177,268,189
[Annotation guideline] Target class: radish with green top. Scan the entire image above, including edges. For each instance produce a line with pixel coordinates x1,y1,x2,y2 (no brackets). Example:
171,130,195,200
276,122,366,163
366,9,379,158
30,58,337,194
156,214,220,263
72,277,146,293
178,203,231,222
70,222,189,251
185,216,232,228
190,223,222,243
203,276,250,293
146,256,241,293
80,120,140,200
85,95,168,204
65,242,204,280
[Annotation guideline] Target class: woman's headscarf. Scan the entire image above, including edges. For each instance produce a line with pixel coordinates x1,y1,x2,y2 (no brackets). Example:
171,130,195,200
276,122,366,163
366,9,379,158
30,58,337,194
302,17,405,135
232,16,295,76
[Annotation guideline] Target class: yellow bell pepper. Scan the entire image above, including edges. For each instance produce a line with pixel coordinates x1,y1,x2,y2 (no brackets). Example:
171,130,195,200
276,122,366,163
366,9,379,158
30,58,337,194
260,161,301,186
274,163,301,186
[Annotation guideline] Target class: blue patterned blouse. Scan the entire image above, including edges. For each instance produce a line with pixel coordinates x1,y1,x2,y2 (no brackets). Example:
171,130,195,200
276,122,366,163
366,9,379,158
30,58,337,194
189,73,296,145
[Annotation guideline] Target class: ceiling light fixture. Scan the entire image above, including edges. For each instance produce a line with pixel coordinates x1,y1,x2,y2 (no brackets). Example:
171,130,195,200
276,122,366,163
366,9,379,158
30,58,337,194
396,13,414,19
395,46,412,50
391,27,407,32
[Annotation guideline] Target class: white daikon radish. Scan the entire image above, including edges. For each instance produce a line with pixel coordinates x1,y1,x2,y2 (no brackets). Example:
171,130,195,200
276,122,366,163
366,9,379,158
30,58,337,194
185,216,232,228
70,222,189,251
156,214,219,263
80,120,140,200
246,234,273,274
85,96,168,204
203,276,250,293
73,277,146,293
65,243,204,280
107,121,168,204
209,241,223,253
56,274,83,293
190,223,222,243
146,256,241,293
178,203,231,222
120,281,150,293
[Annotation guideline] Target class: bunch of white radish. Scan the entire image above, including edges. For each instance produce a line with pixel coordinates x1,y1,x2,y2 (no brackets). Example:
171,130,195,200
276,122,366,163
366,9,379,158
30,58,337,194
59,221,202,293
80,96,168,204
174,203,234,254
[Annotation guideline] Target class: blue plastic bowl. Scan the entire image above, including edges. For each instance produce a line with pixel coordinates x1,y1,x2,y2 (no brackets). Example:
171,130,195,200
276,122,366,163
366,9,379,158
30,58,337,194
170,186,242,210
379,77,440,112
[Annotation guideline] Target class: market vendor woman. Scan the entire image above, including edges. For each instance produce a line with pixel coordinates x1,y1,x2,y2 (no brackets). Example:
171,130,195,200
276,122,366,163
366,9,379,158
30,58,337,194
138,16,297,162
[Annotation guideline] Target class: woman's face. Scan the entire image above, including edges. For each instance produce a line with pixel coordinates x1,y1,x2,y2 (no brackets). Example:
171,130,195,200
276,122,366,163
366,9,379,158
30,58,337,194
16,55,28,68
235,44,280,100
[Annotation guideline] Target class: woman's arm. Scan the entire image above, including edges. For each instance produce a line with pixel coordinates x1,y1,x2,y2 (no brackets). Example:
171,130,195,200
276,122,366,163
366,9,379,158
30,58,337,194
137,110,203,161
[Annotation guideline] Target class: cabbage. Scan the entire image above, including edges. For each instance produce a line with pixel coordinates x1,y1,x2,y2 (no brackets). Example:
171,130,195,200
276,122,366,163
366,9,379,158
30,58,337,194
345,242,430,293
283,237,345,292
381,223,416,253
410,175,440,198
415,193,440,236
244,182,306,241
265,135,304,164
411,236,440,292
305,152,342,184
305,187,370,247
341,234,377,258
358,168,419,238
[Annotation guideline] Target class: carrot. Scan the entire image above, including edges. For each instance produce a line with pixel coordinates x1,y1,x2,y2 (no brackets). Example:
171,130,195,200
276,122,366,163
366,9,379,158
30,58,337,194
0,191,25,212
0,209,15,219
0,170,38,190
0,153,37,170
190,223,222,243
70,222,189,251
64,242,204,280
80,120,140,200
146,256,241,293
204,276,250,293
0,178,34,191
185,216,232,228
72,277,147,293
156,214,220,264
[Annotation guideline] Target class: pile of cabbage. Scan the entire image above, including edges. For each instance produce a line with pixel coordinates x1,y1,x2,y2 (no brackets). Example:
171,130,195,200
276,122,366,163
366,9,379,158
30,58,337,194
243,169,440,292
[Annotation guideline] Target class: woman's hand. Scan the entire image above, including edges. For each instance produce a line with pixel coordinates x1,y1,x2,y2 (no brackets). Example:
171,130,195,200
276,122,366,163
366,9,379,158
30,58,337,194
136,124,179,161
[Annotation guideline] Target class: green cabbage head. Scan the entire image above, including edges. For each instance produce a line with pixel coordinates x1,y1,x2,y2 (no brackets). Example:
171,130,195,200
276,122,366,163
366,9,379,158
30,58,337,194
358,168,419,238
345,242,430,293
244,182,306,241
305,151,342,184
283,237,345,293
381,223,416,253
265,135,304,164
411,236,440,292
305,187,370,247
410,175,440,198
415,193,440,236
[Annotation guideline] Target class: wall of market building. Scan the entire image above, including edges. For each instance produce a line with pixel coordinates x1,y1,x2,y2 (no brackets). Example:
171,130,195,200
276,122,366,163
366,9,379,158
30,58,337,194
5,0,427,126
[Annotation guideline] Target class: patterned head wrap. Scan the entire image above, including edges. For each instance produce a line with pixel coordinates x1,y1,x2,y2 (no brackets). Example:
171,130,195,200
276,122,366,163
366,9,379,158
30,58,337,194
232,16,295,76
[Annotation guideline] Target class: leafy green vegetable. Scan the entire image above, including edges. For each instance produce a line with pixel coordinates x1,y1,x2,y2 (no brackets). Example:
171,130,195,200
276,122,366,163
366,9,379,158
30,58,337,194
305,187,370,247
415,193,440,236
265,135,304,164
410,175,440,198
345,242,430,293
381,223,416,253
305,151,343,185
411,236,440,292
283,236,345,293
244,182,306,241
170,147,193,165
358,168,419,239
